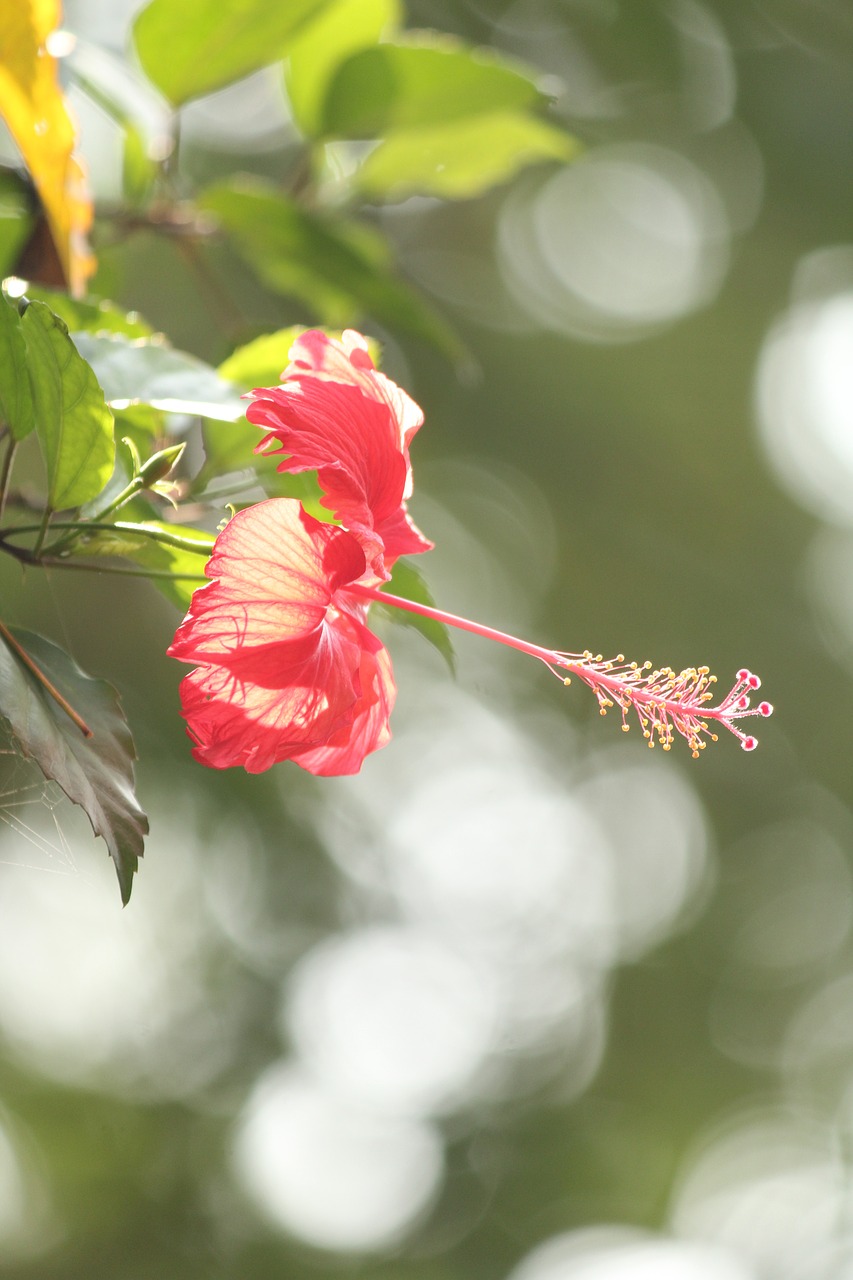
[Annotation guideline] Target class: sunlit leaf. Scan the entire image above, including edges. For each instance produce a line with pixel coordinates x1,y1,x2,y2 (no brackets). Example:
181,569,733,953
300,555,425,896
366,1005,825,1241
71,332,245,420
70,520,213,611
22,300,115,510
0,0,94,294
321,35,550,138
0,626,147,904
218,326,305,388
24,284,154,337
200,178,465,363
285,0,400,138
0,293,34,440
355,111,578,200
374,558,455,673
132,0,332,106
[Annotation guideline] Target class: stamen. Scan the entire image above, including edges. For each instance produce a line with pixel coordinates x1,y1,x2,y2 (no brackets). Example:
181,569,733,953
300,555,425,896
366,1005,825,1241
342,583,772,759
551,652,772,758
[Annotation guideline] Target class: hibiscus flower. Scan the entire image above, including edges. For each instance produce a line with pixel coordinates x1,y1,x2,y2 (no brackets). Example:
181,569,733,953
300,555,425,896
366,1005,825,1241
169,328,772,776
246,329,433,579
167,499,395,775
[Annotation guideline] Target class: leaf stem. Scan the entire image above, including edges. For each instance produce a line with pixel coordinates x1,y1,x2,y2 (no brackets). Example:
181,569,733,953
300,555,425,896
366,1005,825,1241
32,505,51,557
0,621,92,738
1,519,214,557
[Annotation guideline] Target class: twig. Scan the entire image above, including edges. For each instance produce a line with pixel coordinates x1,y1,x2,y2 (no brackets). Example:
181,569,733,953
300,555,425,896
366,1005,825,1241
0,621,92,738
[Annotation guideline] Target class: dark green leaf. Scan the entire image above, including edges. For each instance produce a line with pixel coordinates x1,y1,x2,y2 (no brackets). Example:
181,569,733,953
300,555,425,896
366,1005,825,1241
285,0,400,137
0,294,34,440
70,332,245,421
132,0,332,105
321,35,550,138
355,112,578,200
374,558,455,673
0,627,148,904
70,521,214,611
200,178,465,364
22,301,115,511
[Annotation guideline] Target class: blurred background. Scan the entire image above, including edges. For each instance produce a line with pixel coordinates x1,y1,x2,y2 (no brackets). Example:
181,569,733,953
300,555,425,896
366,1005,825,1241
1,0,853,1276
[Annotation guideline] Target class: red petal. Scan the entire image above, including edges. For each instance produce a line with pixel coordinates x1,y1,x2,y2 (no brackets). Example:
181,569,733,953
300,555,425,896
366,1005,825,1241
288,625,396,776
168,498,395,774
168,498,365,663
287,330,424,458
247,330,432,576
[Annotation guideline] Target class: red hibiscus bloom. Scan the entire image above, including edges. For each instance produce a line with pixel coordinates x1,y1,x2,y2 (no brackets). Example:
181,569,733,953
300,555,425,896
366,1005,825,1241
246,329,433,579
170,328,773,776
167,499,395,776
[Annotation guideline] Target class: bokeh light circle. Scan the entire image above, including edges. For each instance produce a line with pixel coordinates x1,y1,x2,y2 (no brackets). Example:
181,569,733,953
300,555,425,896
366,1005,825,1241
232,1064,444,1252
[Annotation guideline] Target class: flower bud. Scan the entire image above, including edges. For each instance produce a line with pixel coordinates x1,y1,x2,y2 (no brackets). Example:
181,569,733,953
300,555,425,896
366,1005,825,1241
138,442,185,488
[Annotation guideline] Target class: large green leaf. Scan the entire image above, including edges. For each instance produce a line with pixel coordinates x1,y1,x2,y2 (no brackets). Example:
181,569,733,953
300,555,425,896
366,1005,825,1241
0,294,34,440
71,333,246,421
22,301,115,511
0,627,148,904
284,0,400,137
320,35,550,138
70,521,214,611
374,558,455,673
200,179,465,363
355,111,577,200
132,0,332,105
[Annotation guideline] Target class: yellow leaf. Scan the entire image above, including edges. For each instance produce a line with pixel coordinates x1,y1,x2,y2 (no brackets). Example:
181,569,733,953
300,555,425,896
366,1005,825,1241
0,0,94,296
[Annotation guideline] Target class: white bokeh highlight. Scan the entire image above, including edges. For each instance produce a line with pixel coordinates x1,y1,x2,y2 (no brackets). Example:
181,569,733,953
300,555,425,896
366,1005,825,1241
232,1064,443,1253
506,1226,754,1280
499,144,729,341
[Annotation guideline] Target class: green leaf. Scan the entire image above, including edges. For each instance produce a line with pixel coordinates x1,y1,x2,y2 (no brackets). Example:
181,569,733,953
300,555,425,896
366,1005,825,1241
321,35,550,138
285,0,400,138
355,111,578,200
23,285,154,337
374,558,455,673
70,332,246,421
0,627,148,904
218,326,305,388
22,301,115,511
200,178,465,364
132,0,332,106
0,294,34,440
218,326,381,390
70,521,214,611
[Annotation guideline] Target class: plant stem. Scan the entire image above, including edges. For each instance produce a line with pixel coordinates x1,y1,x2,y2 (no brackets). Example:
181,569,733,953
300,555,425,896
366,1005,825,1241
0,436,16,524
32,505,51,557
0,621,92,738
